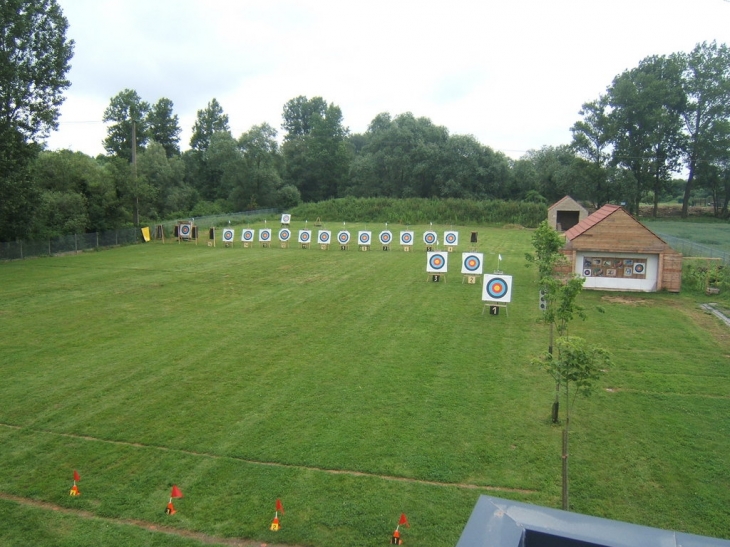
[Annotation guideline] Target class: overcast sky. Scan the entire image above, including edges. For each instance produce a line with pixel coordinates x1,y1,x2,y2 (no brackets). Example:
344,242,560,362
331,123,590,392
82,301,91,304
46,0,730,159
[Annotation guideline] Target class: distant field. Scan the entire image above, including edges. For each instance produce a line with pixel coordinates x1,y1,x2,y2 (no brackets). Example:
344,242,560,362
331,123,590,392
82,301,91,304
642,219,730,254
0,222,729,547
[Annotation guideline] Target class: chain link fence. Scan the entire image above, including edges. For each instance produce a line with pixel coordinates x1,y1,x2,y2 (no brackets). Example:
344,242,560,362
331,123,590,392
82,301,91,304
0,228,140,261
656,233,730,265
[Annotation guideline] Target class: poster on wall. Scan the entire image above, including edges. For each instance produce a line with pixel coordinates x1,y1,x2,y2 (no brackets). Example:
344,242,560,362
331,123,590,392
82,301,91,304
583,257,647,279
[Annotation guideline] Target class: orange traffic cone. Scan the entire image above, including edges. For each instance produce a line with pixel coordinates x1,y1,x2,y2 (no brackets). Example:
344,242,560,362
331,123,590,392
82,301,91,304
165,500,176,515
391,528,402,545
69,470,81,496
270,516,280,531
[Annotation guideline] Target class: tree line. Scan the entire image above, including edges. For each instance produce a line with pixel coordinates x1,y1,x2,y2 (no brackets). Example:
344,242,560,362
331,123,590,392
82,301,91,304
2,1,730,242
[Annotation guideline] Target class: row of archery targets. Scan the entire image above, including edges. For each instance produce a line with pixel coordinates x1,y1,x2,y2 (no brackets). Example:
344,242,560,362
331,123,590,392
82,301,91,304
171,214,513,315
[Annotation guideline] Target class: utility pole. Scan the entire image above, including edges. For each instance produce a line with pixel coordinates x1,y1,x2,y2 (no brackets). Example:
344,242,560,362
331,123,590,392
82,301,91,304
132,120,139,226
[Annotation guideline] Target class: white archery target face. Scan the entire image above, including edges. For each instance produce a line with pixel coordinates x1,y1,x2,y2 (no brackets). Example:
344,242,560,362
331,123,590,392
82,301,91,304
379,230,392,244
338,230,350,244
482,274,512,303
318,230,331,244
461,253,484,274
400,231,414,245
583,268,592,277
444,231,459,246
259,228,271,242
222,228,234,242
358,231,371,245
423,231,438,245
298,230,312,243
281,213,291,224
427,252,448,273
180,223,192,238
241,229,254,241
633,263,645,274
279,228,291,241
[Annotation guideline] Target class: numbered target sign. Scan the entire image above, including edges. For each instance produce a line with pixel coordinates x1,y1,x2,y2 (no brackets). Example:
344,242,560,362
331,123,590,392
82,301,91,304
461,252,484,274
278,228,291,242
338,230,351,244
298,230,311,243
259,228,272,242
318,230,331,244
482,274,513,303
358,231,372,245
400,231,414,245
180,223,192,239
379,230,393,245
222,228,234,242
241,229,254,242
444,231,459,246
427,252,448,273
281,213,291,224
423,231,438,245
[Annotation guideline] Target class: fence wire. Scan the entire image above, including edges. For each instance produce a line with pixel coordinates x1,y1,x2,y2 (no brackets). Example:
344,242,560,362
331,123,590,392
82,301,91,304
0,228,140,261
657,233,730,265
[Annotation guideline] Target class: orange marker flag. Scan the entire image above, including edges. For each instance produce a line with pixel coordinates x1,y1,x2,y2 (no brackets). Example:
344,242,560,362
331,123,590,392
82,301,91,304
170,485,183,498
399,513,410,528
276,498,284,514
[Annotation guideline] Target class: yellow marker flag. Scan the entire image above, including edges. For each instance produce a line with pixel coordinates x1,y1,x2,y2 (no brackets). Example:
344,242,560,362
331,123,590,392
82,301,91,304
141,227,151,242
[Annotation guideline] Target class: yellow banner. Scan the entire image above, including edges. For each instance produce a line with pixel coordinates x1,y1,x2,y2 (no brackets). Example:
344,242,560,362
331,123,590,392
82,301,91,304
141,226,151,242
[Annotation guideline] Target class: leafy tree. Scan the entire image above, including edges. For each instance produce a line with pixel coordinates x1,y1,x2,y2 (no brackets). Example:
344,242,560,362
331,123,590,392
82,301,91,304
102,89,150,161
282,95,327,140
533,336,610,510
571,96,613,207
0,0,74,240
520,146,582,204
190,98,229,152
236,123,282,209
148,98,181,158
674,41,730,217
607,54,685,216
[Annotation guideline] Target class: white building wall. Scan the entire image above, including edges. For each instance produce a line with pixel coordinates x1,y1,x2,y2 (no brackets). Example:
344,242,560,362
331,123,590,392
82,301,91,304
574,252,659,292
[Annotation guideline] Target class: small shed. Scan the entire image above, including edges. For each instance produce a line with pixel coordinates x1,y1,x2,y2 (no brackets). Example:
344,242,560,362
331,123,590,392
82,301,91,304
548,196,589,232
560,204,682,292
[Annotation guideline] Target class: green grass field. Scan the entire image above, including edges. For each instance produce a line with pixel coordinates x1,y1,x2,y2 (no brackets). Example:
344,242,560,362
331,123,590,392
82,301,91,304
1,222,729,547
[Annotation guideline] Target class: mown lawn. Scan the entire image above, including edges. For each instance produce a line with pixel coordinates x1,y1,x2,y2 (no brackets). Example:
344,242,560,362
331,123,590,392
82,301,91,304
0,222,728,546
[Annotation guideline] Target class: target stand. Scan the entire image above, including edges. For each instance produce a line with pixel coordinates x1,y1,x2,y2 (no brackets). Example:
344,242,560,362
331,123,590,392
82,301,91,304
301,243,310,249
428,273,447,283
359,245,370,252
208,227,216,247
154,224,165,243
463,274,481,285
340,244,349,251
483,303,509,316
280,242,289,249
403,246,411,252
176,222,198,244
320,243,329,250
382,244,390,251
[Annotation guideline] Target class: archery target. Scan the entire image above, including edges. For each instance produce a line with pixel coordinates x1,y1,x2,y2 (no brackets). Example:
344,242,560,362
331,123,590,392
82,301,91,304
400,231,414,245
583,268,592,277
298,230,311,243
318,230,331,244
423,231,438,245
358,231,371,245
222,228,234,242
482,274,512,303
180,223,192,239
427,252,448,273
279,228,291,242
379,230,393,244
259,228,271,242
444,231,459,246
338,230,350,244
461,252,483,274
241,229,254,242
281,213,291,224
633,263,645,275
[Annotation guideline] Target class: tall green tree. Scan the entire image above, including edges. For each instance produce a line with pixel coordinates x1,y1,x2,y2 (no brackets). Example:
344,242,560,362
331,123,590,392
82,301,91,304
607,54,685,216
186,98,230,201
0,0,74,240
102,89,150,162
148,98,181,158
190,98,229,152
675,41,730,217
571,96,613,207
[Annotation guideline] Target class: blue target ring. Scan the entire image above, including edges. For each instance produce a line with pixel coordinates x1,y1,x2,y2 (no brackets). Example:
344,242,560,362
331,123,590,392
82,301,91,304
261,231,270,241
486,277,508,299
429,254,446,270
242,230,254,241
301,232,310,242
634,263,645,274
279,229,290,241
464,255,481,272
445,233,457,244
180,224,191,236
223,230,233,241
424,232,436,244
320,232,330,242
401,233,412,244
359,233,370,244
338,231,350,244
380,231,391,244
